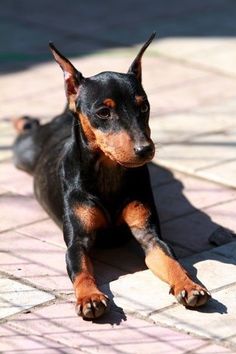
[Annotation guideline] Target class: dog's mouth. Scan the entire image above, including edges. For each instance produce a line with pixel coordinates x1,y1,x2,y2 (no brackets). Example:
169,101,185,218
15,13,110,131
116,159,151,168
98,140,155,168
116,149,155,168
100,150,154,168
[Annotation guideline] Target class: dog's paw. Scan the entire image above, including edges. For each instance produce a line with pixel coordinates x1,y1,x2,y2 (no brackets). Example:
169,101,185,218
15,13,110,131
172,281,211,308
75,292,109,319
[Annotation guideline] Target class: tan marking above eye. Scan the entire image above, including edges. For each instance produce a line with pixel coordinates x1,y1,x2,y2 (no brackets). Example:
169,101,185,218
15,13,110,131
135,95,145,105
103,98,116,108
73,204,108,233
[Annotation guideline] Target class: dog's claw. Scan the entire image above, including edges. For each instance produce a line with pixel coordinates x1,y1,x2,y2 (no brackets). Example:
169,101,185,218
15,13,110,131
92,301,98,308
101,299,108,307
75,304,82,316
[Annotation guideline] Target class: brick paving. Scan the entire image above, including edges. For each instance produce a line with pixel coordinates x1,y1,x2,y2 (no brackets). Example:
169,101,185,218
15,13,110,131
0,1,236,353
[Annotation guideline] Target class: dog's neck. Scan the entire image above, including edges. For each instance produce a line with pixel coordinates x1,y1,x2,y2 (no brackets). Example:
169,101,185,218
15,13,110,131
70,114,125,197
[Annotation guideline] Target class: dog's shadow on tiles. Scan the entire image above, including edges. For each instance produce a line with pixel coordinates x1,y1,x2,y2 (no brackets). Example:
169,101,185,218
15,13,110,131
92,163,235,323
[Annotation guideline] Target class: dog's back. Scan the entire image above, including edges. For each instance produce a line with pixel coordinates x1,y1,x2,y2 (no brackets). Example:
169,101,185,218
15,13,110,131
13,111,73,224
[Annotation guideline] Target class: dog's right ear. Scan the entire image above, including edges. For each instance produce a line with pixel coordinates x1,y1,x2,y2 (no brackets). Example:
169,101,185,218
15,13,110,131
49,42,84,110
128,32,156,83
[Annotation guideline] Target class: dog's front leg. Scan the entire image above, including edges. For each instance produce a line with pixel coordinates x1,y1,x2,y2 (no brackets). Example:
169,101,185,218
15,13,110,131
63,200,109,319
121,201,211,307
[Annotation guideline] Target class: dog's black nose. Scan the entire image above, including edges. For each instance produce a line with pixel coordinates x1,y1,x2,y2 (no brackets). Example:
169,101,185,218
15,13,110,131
134,143,154,158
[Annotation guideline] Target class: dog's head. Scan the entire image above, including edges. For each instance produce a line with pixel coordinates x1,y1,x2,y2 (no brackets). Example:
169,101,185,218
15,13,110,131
49,34,155,168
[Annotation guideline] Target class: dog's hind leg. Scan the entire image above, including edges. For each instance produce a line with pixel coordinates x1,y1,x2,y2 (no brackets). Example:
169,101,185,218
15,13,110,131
13,116,41,175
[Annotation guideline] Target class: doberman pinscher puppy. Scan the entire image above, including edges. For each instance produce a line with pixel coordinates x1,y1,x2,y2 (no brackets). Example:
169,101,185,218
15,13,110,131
13,34,210,320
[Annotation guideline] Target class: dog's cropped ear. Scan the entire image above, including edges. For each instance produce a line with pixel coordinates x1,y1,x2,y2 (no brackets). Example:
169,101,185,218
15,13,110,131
128,32,156,83
49,42,84,110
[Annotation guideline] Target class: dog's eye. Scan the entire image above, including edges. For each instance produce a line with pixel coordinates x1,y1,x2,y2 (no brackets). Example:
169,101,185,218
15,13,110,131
140,103,149,113
97,108,111,119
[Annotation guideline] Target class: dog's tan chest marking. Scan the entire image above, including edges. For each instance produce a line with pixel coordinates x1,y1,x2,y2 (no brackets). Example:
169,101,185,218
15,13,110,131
73,204,108,233
121,201,151,229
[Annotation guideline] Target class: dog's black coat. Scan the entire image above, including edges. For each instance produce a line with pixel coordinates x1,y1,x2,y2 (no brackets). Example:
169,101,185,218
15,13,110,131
13,34,210,319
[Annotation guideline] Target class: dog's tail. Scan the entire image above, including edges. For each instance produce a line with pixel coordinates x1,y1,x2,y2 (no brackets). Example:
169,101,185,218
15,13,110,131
13,116,41,175
13,115,40,134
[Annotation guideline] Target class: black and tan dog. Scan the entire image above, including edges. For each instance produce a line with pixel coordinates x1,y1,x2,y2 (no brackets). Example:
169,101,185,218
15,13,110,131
13,34,210,320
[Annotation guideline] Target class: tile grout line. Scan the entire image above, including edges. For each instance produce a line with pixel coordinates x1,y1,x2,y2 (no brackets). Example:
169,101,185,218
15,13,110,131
3,286,236,353
148,314,236,353
107,297,236,352
151,125,236,147
6,312,235,354
0,293,218,354
154,50,236,82
147,72,213,95
195,171,236,191
0,269,69,303
147,280,236,317
156,160,236,191
15,228,66,250
0,83,66,104
195,157,236,172
1,264,236,351
5,320,87,354
0,217,50,235
0,297,58,326
160,196,236,225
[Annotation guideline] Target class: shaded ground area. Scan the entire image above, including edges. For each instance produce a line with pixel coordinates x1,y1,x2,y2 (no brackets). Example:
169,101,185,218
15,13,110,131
1,0,236,73
1,0,236,353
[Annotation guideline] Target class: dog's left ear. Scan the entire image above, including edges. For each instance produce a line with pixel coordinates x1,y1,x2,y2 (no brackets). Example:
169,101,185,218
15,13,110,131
49,42,84,110
128,32,156,83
